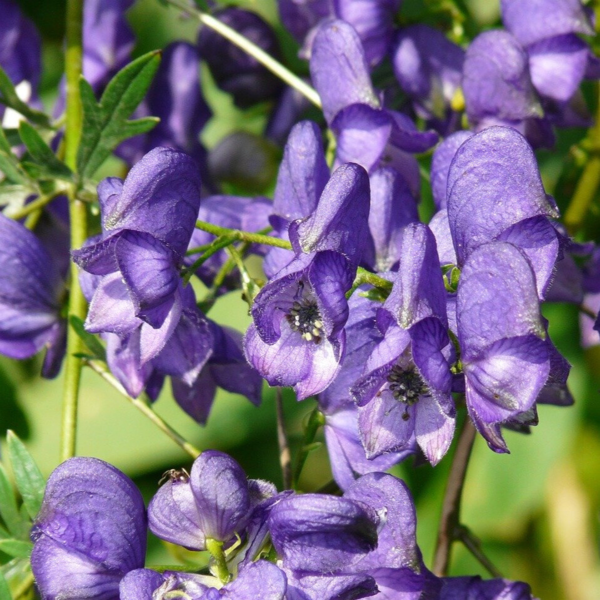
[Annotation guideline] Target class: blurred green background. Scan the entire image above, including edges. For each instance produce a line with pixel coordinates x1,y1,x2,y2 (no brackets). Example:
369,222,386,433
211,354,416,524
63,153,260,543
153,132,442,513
2,1,600,599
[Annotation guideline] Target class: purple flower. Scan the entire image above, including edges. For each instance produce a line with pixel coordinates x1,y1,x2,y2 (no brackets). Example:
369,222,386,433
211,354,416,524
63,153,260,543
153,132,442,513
198,8,284,108
171,321,263,425
446,126,560,299
352,224,455,465
268,493,380,573
456,242,551,452
0,214,66,378
393,25,465,125
73,147,202,364
31,457,146,600
121,561,287,600
0,0,41,124
148,450,251,550
245,163,370,399
440,575,537,599
117,42,212,181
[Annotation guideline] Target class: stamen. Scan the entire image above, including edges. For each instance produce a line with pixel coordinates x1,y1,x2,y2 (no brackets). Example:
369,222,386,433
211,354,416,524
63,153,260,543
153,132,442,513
387,366,427,406
286,297,324,344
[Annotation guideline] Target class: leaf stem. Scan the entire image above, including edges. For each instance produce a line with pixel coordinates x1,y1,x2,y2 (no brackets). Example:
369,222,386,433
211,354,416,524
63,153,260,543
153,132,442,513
206,538,231,583
564,82,600,235
84,358,201,459
292,407,325,489
60,0,87,463
196,220,293,249
5,189,67,221
456,525,503,578
432,417,476,576
275,388,292,490
163,0,322,108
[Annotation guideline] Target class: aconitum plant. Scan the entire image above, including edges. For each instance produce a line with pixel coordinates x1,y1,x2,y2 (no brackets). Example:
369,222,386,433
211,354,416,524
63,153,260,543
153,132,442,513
0,1,599,599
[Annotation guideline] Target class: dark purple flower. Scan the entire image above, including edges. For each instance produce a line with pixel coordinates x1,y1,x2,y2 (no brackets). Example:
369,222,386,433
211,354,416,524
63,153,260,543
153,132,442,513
31,457,146,600
121,561,287,600
393,25,465,123
440,575,537,599
83,0,135,93
117,42,212,181
456,242,551,451
0,214,66,377
171,321,263,425
198,8,284,108
0,0,41,124
268,493,380,573
148,450,250,550
73,147,202,363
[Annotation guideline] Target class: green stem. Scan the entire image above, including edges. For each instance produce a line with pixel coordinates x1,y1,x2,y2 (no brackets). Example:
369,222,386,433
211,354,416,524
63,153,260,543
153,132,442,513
6,189,66,221
564,82,600,235
13,570,34,599
163,0,322,108
292,407,325,489
60,0,87,463
84,358,201,459
183,234,238,284
206,538,231,583
196,220,292,249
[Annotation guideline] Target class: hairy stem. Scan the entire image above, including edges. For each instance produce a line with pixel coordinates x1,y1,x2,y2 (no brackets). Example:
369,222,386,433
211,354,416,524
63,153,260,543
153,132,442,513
60,0,87,462
275,388,292,490
564,82,600,234
163,0,322,108
433,418,476,576
85,359,201,459
292,407,325,489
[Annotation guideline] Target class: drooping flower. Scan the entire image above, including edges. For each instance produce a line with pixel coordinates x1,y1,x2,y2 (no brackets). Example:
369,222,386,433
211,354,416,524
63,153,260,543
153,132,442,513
31,457,146,600
0,214,66,378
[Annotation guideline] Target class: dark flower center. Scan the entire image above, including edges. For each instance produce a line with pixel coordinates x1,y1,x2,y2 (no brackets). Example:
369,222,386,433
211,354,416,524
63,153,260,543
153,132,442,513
286,299,324,344
387,366,427,409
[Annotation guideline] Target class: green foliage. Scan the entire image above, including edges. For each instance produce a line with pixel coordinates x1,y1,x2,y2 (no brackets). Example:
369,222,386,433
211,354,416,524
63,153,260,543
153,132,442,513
69,316,107,362
76,50,161,179
0,130,30,185
18,122,73,182
0,466,27,541
6,432,45,522
0,68,52,130
0,572,11,600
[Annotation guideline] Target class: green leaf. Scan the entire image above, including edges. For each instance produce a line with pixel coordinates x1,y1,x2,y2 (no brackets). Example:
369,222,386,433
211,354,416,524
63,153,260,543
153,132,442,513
0,539,32,559
77,51,161,178
17,122,73,181
0,129,29,184
0,67,53,129
0,572,10,600
6,431,45,521
0,465,26,540
69,316,107,362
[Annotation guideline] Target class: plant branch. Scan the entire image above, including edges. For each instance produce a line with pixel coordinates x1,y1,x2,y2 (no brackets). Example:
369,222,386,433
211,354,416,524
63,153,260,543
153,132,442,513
60,0,87,462
456,525,503,579
433,417,476,577
564,82,600,235
275,388,292,489
163,0,322,108
195,220,292,249
84,358,201,459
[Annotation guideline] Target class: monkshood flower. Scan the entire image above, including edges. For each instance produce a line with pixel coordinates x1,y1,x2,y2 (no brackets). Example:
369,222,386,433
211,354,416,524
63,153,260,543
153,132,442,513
171,320,263,425
393,25,465,133
245,163,370,399
198,8,284,108
319,294,412,490
0,214,66,378
186,194,272,290
83,0,135,93
501,0,598,126
148,450,270,552
0,0,41,125
440,575,537,599
446,126,561,300
120,561,287,600
31,457,146,600
352,223,455,465
73,147,202,364
456,242,551,452
462,31,553,149
278,0,400,67
117,42,213,185
309,20,437,195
